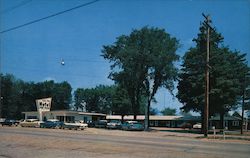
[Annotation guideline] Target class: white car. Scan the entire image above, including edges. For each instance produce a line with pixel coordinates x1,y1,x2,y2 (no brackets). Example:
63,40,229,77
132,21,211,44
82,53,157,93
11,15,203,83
20,119,43,128
193,123,202,129
75,120,88,128
62,120,88,130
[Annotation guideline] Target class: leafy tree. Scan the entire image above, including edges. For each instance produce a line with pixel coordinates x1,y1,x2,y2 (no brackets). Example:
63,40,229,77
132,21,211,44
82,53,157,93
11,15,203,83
102,26,179,130
111,85,132,115
74,85,115,114
161,107,176,116
0,74,15,118
149,107,159,115
177,24,249,129
179,110,193,117
0,74,72,119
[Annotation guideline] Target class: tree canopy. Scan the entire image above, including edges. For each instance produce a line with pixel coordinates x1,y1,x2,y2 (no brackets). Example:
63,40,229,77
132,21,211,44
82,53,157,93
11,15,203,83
102,26,179,129
74,85,115,114
176,24,249,128
0,74,72,119
161,107,177,116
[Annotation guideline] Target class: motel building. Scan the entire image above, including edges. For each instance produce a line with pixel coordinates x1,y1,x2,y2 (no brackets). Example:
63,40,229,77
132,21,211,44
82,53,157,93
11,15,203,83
21,98,244,129
22,110,106,123
22,110,244,130
106,115,201,128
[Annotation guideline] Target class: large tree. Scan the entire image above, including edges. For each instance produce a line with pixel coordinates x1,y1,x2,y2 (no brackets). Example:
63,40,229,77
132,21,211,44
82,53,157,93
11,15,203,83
102,26,179,130
177,25,249,129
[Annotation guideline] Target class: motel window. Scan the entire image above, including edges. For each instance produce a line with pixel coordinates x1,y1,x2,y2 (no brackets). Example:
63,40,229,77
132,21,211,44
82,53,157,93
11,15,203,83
171,121,176,127
27,116,37,119
232,121,239,126
84,117,87,123
166,121,171,127
155,120,158,126
57,116,64,122
66,116,75,123
150,121,154,126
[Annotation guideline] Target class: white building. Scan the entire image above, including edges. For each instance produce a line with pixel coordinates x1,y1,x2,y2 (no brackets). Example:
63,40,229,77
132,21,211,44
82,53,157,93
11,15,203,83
22,110,106,123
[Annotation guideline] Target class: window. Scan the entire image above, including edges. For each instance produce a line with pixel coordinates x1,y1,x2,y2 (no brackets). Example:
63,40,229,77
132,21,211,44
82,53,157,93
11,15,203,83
166,121,171,127
66,116,75,123
84,117,87,123
171,121,176,127
57,116,64,122
232,121,239,126
150,121,154,126
155,120,158,126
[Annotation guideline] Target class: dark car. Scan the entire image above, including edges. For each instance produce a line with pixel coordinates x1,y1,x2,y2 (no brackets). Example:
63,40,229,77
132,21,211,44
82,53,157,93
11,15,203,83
1,119,19,126
179,122,192,129
40,119,63,128
87,120,95,128
95,120,107,128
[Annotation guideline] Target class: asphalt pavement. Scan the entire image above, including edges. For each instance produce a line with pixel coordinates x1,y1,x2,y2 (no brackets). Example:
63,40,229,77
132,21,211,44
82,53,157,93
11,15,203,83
0,127,249,158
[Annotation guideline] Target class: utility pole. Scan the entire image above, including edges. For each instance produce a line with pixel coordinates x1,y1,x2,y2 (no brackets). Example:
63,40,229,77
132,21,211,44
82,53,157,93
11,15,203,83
241,83,245,135
202,13,212,137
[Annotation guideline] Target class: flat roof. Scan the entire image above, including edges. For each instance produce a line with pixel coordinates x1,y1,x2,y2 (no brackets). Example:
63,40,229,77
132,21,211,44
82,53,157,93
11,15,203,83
106,115,183,120
22,110,106,116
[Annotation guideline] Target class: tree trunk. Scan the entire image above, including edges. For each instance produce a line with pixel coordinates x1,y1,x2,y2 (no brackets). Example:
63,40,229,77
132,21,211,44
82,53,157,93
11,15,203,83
201,112,204,134
241,88,245,134
134,114,137,121
144,98,151,131
220,112,224,131
121,115,124,123
130,95,137,121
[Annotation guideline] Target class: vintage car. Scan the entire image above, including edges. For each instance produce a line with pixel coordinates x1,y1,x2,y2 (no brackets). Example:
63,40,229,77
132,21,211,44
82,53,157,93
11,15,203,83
193,123,202,129
40,119,63,128
95,120,107,128
20,119,41,128
121,121,144,131
75,120,88,128
106,120,122,129
1,119,19,126
62,121,87,130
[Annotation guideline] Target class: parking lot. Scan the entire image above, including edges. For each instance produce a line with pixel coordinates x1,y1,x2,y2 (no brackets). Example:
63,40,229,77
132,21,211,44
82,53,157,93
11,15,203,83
0,126,250,158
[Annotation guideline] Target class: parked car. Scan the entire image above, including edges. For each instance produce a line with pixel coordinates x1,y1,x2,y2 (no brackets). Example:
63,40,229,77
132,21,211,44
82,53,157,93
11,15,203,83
75,120,88,128
40,119,63,128
87,120,95,128
1,119,19,126
95,120,107,128
106,120,122,129
20,119,41,128
179,122,192,129
61,121,87,130
121,121,144,131
0,118,6,124
193,123,202,129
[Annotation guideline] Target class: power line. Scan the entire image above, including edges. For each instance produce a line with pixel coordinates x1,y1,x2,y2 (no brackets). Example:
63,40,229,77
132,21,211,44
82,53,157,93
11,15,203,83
1,0,33,14
0,0,100,34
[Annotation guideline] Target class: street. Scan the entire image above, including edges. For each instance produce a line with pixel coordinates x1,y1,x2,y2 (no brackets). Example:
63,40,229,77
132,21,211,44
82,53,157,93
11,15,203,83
0,127,249,158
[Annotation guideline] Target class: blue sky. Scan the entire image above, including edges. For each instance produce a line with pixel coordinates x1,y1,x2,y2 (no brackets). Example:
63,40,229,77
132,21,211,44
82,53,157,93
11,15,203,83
1,0,249,114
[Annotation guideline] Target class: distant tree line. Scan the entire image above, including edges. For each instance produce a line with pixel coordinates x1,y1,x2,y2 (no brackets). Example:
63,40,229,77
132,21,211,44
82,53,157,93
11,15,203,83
74,84,158,116
0,74,158,119
0,74,72,119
